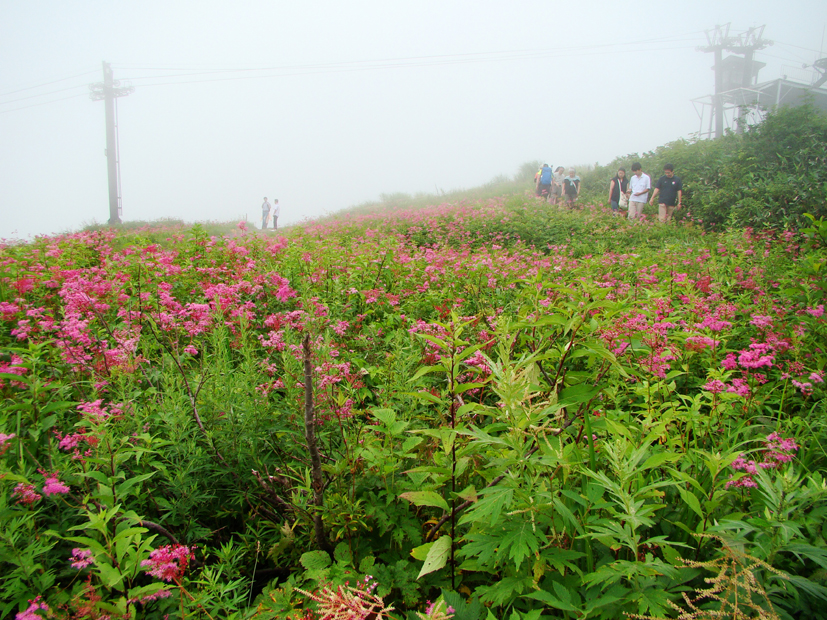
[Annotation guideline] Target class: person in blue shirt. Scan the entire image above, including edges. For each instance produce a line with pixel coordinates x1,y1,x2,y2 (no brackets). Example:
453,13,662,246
537,164,553,201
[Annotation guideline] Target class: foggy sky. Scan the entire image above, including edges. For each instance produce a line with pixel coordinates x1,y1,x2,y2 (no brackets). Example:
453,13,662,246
1,0,825,239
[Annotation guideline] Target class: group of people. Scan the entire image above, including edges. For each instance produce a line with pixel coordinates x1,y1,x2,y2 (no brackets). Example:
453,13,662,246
534,164,581,206
607,163,683,222
535,162,683,223
261,197,280,230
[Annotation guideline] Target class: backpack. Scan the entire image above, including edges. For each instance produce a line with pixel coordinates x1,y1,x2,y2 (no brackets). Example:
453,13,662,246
540,167,552,184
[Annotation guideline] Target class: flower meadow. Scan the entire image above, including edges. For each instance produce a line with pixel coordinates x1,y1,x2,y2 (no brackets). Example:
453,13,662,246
1,196,826,620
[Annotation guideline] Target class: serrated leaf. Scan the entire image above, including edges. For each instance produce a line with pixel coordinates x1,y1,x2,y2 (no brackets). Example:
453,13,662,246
371,408,396,427
358,555,376,573
300,550,331,571
457,485,477,503
418,535,451,579
334,542,352,566
524,587,577,611
400,491,449,512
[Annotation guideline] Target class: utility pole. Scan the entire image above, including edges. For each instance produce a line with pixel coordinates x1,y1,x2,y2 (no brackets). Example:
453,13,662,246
90,62,133,225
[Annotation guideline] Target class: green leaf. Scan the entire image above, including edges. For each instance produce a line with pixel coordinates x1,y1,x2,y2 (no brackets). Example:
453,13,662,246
97,562,124,590
410,541,434,561
358,555,376,574
410,363,445,382
558,383,601,407
371,408,396,427
418,535,451,579
300,550,331,571
525,586,577,612
678,488,704,520
641,451,681,471
115,472,156,497
400,491,449,512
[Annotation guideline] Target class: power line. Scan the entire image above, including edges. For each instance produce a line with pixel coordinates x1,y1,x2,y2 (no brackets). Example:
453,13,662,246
113,33,707,79
120,42,704,90
0,92,86,115
0,69,98,98
0,83,90,106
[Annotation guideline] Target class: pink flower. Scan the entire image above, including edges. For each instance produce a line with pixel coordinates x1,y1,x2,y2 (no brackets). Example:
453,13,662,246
183,345,198,356
702,379,726,394
810,371,824,384
805,304,824,318
77,399,111,422
70,548,95,569
0,432,15,456
15,596,49,620
12,483,41,505
737,348,774,369
726,378,751,397
40,470,70,496
749,315,774,329
721,353,738,370
792,380,813,395
141,544,194,582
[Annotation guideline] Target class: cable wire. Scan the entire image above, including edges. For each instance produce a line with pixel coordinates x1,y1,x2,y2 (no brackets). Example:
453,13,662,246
0,92,87,115
0,70,98,98
0,83,91,106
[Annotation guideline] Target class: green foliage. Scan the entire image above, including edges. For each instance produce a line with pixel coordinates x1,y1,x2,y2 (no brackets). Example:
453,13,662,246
578,103,827,231
1,193,826,619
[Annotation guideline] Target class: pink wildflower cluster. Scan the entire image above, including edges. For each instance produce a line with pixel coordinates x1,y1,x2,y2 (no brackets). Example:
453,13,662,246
15,596,49,620
0,432,15,456
141,544,194,582
40,470,70,496
726,432,799,489
421,600,456,620
12,483,42,505
296,575,394,620
70,548,95,569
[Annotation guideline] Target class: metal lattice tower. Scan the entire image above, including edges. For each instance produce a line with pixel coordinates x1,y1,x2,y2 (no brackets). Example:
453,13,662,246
90,62,134,225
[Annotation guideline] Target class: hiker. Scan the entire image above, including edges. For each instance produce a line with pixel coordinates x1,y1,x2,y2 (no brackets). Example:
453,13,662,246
627,163,650,220
562,168,580,207
608,168,629,214
272,199,280,229
551,166,565,205
534,166,543,196
537,164,553,201
650,164,683,223
261,197,271,230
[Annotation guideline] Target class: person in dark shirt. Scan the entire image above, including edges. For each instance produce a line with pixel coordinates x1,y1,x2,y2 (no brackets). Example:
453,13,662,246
608,167,629,214
563,168,580,207
650,163,682,223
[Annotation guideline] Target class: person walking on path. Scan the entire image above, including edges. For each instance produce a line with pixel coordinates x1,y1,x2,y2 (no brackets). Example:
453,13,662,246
537,164,553,201
563,168,580,207
650,164,682,223
608,168,629,214
261,197,271,230
551,166,565,205
272,199,281,229
627,163,650,220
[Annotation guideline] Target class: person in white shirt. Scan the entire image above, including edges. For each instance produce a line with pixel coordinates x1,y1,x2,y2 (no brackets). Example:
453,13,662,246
272,199,281,229
261,198,271,229
627,163,651,221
